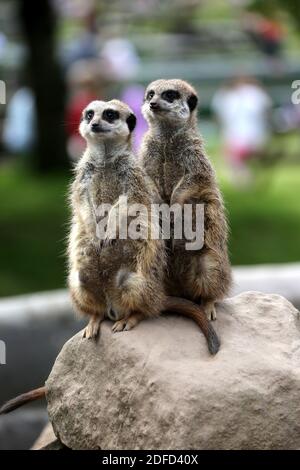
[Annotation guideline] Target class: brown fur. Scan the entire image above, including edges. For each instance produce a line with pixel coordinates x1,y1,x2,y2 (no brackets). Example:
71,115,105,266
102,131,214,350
141,79,232,320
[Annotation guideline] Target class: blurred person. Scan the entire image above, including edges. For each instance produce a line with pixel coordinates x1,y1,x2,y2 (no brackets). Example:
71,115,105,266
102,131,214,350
242,12,284,72
121,84,148,152
100,37,140,82
55,0,100,69
63,27,99,68
212,77,272,185
53,0,96,19
2,86,35,154
65,59,104,161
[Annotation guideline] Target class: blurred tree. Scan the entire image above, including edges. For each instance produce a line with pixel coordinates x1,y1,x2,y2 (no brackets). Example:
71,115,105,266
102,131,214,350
277,0,300,31
17,0,68,172
250,0,300,31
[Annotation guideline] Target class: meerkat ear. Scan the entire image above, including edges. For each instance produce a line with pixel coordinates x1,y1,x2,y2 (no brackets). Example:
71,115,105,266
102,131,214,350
126,113,137,132
187,94,198,112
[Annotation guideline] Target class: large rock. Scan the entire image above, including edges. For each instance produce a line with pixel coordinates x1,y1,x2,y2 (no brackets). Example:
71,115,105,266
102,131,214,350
46,292,300,450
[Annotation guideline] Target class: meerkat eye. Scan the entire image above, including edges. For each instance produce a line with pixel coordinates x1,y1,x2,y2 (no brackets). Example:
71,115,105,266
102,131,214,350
102,109,120,123
146,90,155,101
161,90,180,103
85,110,94,122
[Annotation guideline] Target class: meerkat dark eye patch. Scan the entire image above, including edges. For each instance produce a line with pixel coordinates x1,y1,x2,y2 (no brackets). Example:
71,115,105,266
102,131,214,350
161,89,180,103
85,109,94,122
187,93,198,112
126,113,136,132
102,109,120,123
146,90,155,101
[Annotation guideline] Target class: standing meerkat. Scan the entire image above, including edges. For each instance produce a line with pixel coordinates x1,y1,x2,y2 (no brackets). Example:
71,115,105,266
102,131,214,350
0,98,221,415
141,79,232,321
68,98,167,338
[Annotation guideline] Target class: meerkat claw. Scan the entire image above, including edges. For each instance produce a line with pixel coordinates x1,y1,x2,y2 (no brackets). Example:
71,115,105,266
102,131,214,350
83,316,102,339
112,313,142,333
123,317,139,330
112,319,127,333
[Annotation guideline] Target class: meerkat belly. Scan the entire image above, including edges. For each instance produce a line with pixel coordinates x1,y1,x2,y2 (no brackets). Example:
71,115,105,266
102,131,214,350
145,145,185,202
163,161,184,201
163,149,185,202
90,172,123,206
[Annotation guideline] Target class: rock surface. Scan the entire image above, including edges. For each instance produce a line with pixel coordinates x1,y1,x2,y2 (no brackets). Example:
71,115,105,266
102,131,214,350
31,423,57,450
46,291,300,450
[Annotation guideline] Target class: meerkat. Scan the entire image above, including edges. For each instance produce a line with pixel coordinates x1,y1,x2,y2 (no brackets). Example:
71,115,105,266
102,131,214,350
68,98,167,338
141,79,232,321
0,98,222,415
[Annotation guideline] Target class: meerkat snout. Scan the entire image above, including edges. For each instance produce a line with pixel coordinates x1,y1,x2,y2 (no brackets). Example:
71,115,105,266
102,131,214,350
91,122,101,133
79,100,136,143
142,79,198,124
149,101,159,111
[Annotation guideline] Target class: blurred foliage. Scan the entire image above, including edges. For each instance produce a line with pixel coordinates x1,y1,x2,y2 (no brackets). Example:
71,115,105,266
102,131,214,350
0,164,70,296
224,168,300,265
250,0,300,30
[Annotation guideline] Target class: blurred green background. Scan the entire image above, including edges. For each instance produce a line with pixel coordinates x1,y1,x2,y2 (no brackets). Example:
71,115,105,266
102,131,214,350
0,0,300,297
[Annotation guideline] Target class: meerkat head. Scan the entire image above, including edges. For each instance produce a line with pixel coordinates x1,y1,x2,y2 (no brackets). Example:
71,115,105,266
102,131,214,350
142,79,198,128
79,99,136,146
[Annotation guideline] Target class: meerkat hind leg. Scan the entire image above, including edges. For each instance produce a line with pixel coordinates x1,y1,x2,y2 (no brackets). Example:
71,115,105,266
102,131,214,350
203,300,217,321
83,315,103,339
112,312,144,333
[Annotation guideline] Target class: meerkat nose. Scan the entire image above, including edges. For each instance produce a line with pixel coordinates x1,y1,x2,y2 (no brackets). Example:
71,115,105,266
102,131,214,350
150,102,159,110
91,123,101,133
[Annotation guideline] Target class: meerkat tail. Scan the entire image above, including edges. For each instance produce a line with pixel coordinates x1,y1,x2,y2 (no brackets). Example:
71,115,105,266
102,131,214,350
163,297,220,355
0,386,46,415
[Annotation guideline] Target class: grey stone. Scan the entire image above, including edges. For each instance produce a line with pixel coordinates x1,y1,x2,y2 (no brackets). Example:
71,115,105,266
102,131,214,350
46,291,300,450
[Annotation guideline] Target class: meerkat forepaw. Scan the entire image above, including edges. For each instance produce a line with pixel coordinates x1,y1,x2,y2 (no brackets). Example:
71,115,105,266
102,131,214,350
100,237,117,249
124,318,137,331
83,316,102,339
112,313,143,333
112,319,127,333
106,238,117,248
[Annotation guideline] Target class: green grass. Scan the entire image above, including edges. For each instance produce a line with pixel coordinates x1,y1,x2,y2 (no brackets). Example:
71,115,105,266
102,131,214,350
0,155,300,297
224,167,300,265
0,163,71,297
206,133,300,265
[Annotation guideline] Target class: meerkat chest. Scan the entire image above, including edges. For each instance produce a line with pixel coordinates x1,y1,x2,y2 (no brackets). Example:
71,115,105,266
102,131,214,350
162,142,185,202
90,170,127,206
145,140,184,202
